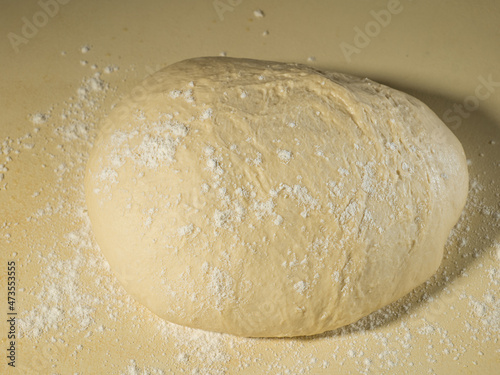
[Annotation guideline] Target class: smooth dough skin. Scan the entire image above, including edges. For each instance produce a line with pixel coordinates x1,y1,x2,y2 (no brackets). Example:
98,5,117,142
85,57,468,337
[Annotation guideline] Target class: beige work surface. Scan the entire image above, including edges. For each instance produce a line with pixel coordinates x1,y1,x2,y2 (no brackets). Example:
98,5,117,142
1,0,499,374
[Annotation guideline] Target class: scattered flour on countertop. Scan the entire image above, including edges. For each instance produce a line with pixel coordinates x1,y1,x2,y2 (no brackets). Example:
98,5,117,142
253,9,265,18
120,360,164,375
4,47,499,374
31,112,49,125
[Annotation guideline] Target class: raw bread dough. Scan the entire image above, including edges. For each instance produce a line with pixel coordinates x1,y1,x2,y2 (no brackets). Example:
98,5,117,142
85,57,468,337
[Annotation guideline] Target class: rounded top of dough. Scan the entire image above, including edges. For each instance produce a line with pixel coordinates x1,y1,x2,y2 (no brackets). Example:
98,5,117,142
85,57,468,337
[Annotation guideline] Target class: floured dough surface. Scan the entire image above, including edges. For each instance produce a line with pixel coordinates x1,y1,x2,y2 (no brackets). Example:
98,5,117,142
84,57,468,337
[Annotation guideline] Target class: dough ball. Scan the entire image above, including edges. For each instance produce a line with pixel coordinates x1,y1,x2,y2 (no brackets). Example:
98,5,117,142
85,57,468,337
